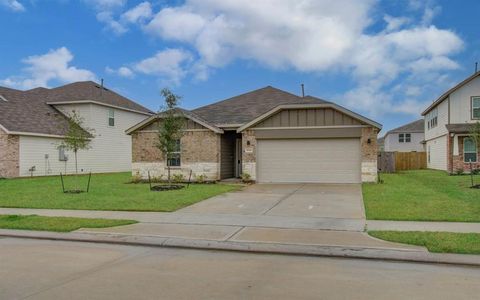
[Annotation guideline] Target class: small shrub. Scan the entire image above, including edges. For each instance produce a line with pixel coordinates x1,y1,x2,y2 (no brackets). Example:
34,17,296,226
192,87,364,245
172,173,185,183
195,174,208,183
455,168,464,176
241,172,252,183
129,172,143,184
472,168,480,175
151,175,164,183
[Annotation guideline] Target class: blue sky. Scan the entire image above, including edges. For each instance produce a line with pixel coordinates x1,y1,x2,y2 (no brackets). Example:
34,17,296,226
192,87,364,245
1,0,479,133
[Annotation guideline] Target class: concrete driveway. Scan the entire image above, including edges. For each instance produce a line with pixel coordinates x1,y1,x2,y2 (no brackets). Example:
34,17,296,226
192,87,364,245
179,183,365,220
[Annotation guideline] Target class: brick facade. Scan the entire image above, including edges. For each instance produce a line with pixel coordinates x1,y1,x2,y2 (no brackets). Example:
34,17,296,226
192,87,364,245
0,128,19,178
131,130,221,180
241,130,256,179
451,136,480,173
361,127,379,182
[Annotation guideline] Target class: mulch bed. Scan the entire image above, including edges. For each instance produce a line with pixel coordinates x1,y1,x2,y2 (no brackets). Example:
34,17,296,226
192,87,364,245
150,185,185,192
471,184,480,189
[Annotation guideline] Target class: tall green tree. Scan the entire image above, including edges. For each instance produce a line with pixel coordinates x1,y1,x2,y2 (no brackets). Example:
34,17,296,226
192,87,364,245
58,110,94,176
156,88,185,185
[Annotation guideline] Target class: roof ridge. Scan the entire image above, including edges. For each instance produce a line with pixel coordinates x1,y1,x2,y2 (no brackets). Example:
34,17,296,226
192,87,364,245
193,86,301,112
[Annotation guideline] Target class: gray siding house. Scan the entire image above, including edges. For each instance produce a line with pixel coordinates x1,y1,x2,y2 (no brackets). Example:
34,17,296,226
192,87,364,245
127,86,382,184
383,119,425,152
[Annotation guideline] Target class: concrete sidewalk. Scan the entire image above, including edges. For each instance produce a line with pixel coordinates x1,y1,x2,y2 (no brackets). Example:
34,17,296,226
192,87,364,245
3,208,480,233
367,220,480,233
0,208,365,231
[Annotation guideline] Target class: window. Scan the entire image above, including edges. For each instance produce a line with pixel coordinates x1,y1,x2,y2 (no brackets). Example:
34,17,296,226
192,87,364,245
58,146,68,161
427,108,438,129
108,109,115,126
167,139,181,167
472,97,480,119
398,133,411,143
464,138,477,163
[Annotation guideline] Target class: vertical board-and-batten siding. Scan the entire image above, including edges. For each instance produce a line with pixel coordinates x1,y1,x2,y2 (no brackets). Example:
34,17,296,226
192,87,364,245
18,103,148,176
254,108,362,128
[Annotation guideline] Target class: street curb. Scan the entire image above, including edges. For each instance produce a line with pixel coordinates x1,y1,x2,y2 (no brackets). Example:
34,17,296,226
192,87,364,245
1,229,480,267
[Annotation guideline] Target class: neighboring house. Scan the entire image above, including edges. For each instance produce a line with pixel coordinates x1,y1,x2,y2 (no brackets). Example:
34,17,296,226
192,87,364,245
0,81,152,178
127,86,382,184
377,136,385,152
382,119,425,152
422,71,480,173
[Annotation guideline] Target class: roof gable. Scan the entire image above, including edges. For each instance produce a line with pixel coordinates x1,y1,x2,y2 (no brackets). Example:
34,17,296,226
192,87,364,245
422,71,480,116
126,108,223,134
237,103,382,132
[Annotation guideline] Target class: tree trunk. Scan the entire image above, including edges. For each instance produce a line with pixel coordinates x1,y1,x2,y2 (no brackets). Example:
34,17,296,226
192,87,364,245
74,150,79,191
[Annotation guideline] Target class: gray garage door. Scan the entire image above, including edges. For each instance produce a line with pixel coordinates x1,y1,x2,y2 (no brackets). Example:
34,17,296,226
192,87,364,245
257,138,361,183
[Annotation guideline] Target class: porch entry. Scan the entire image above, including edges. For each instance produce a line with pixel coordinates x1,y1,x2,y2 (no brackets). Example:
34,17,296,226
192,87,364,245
220,131,242,179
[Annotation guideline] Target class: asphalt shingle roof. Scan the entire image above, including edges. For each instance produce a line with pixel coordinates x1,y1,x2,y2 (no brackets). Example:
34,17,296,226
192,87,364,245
387,119,424,134
0,81,152,136
192,86,329,125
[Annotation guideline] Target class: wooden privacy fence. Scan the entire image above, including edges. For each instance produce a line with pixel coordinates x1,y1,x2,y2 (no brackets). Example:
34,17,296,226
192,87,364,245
378,151,427,173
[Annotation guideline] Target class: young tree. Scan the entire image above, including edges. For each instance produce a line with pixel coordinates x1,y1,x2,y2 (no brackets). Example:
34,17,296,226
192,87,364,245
470,121,480,149
58,110,94,177
156,88,185,185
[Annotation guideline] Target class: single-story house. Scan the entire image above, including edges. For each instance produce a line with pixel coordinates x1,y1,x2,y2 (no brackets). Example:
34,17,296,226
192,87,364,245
422,71,480,173
382,119,425,152
0,81,153,178
127,86,382,183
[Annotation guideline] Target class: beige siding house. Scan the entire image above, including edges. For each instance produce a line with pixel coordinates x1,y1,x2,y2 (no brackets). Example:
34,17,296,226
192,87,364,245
127,87,382,183
422,71,480,173
0,82,152,178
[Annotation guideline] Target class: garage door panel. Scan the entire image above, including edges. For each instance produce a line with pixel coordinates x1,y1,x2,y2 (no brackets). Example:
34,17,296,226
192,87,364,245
257,139,361,183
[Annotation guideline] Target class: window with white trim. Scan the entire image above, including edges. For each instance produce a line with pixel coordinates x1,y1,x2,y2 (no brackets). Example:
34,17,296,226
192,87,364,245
427,108,438,129
108,108,115,126
472,97,480,119
167,139,181,167
398,133,411,143
464,138,477,163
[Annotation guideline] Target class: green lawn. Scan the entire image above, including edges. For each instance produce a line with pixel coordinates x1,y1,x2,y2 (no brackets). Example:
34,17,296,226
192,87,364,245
0,173,240,212
0,214,136,232
363,170,480,222
369,231,480,255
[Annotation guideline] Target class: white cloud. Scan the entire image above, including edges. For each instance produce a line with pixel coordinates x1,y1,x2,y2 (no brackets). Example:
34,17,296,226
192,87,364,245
1,47,96,89
96,11,127,34
0,0,25,12
106,66,134,78
83,0,125,10
139,0,463,117
83,0,128,34
133,48,193,85
383,15,410,32
121,1,152,24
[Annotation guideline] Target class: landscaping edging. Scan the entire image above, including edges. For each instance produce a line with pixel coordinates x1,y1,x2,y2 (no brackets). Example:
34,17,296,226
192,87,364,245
1,229,480,267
